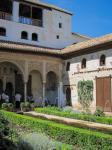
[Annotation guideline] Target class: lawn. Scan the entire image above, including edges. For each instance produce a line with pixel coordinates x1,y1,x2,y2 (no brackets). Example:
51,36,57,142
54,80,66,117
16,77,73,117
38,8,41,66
35,107,112,125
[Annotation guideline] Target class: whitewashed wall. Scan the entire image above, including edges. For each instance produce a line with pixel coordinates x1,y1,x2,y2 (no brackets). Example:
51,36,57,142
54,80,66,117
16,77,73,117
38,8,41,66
63,49,112,111
0,1,88,49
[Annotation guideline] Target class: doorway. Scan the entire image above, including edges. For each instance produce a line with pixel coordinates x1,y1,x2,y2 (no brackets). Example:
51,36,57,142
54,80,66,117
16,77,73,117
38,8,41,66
66,87,72,106
96,76,112,112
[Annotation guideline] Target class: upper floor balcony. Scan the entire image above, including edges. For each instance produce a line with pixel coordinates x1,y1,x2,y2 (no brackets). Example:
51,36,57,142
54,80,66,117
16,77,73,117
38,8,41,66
0,0,43,27
0,11,12,21
19,3,43,27
0,0,12,21
19,16,43,27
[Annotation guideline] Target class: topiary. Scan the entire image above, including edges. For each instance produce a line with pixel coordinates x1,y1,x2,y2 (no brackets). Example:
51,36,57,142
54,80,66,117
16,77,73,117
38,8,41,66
7,103,14,112
94,107,105,117
2,103,8,111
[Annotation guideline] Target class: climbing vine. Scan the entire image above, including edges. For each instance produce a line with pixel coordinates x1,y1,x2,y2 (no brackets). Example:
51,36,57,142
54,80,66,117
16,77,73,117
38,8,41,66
78,80,93,111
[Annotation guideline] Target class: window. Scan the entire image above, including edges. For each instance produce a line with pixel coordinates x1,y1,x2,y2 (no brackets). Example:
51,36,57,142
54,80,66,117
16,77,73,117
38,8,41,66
66,62,70,71
21,31,28,40
81,58,86,69
56,35,59,39
0,27,6,36
0,0,12,14
32,7,43,20
59,23,62,28
32,33,38,41
19,4,31,18
100,54,106,66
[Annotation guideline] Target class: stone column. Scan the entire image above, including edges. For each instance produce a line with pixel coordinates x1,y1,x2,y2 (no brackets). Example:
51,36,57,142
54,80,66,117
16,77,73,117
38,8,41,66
24,82,27,102
42,82,46,100
3,76,6,91
58,82,63,107
13,1,19,22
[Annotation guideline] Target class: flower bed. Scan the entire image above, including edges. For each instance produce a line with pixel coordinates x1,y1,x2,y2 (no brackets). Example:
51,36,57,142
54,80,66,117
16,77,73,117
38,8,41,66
35,107,112,125
1,110,112,150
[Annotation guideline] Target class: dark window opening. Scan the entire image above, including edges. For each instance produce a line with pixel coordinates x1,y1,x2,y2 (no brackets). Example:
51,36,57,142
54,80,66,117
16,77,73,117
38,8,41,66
57,35,59,39
19,4,31,18
0,27,6,36
59,23,62,28
32,33,38,41
66,62,70,71
81,58,86,69
21,31,28,40
100,55,106,66
19,4,43,27
0,0,12,14
32,7,42,20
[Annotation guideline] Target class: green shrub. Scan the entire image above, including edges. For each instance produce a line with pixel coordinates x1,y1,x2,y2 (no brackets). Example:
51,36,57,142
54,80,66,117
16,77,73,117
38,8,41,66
78,80,93,112
0,111,9,138
2,103,8,110
18,133,73,150
94,107,105,117
1,110,112,150
35,107,112,125
2,103,14,112
20,102,35,112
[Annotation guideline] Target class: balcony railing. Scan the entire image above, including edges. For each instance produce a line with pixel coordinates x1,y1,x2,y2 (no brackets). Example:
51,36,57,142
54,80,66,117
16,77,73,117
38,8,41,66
0,11,12,21
19,16,43,27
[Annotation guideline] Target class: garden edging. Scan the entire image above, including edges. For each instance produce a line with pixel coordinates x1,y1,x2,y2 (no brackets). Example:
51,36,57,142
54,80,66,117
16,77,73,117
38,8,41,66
24,111,112,133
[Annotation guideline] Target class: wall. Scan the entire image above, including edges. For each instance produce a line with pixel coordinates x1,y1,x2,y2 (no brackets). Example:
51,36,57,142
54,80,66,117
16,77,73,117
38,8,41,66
0,1,88,49
64,49,112,112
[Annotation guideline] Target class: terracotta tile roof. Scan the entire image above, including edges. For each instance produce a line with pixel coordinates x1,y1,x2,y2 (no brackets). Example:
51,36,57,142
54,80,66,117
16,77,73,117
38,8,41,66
0,34,112,57
61,34,112,55
0,40,61,55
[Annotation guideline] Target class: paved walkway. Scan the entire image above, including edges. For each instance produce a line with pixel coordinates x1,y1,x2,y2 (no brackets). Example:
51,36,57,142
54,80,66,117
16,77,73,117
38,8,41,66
24,111,112,133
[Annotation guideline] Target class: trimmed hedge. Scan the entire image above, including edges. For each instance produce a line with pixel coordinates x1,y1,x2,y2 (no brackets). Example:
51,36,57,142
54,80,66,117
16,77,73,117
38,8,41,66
35,107,112,125
1,110,112,150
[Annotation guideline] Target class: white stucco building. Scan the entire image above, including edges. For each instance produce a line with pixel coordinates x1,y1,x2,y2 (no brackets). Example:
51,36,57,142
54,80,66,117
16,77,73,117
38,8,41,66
0,0,89,49
0,0,112,112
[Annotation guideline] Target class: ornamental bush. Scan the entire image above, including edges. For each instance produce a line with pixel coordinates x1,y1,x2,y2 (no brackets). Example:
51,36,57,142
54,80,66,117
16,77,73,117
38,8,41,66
20,102,35,112
78,80,93,111
2,103,14,112
1,110,112,150
0,111,9,138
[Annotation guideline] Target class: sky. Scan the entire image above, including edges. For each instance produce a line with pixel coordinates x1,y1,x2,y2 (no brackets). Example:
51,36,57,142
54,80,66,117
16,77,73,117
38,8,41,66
43,0,112,38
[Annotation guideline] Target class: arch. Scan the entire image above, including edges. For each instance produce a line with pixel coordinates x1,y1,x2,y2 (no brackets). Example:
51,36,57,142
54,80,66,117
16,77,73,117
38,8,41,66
0,60,25,81
46,71,58,106
46,70,59,80
21,31,28,40
28,70,43,103
32,33,38,41
81,58,86,69
100,54,106,66
0,27,6,36
0,61,24,100
66,87,71,106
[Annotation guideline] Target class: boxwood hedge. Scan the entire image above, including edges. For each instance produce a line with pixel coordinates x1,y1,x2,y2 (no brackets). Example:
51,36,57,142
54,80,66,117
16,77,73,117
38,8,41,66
35,107,112,125
1,110,112,150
